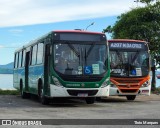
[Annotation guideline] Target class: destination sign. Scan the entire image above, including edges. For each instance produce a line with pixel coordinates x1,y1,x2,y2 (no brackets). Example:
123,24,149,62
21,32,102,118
109,42,145,49
59,33,105,41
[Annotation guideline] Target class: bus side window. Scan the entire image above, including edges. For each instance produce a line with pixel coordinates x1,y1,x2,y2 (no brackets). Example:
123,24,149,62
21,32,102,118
22,50,26,67
31,45,38,65
14,53,18,68
37,43,44,64
14,53,16,68
18,51,22,68
16,52,19,68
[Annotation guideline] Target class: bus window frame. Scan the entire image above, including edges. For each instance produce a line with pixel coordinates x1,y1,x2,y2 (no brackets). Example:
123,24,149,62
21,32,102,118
18,51,23,68
36,42,44,65
30,44,38,66
22,50,25,67
15,52,19,69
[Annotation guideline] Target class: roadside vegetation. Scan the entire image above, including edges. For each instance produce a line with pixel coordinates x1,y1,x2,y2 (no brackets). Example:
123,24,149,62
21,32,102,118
104,0,160,91
0,89,19,95
153,87,160,94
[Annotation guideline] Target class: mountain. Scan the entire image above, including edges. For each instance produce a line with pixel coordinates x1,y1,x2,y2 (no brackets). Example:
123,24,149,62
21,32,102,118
0,62,14,74
0,62,14,69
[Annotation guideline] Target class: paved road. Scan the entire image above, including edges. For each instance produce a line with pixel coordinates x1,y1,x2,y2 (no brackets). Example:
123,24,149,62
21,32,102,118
0,94,160,128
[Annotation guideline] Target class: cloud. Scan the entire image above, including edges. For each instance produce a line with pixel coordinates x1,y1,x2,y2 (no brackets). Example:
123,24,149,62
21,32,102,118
8,29,24,37
0,0,144,27
8,29,24,33
0,45,4,48
0,44,21,48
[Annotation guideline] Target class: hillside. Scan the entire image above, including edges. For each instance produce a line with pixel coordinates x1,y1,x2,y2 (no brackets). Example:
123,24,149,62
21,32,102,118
0,62,14,69
0,62,13,74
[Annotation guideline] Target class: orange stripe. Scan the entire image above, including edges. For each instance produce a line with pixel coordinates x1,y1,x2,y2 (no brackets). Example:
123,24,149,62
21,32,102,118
110,75,150,93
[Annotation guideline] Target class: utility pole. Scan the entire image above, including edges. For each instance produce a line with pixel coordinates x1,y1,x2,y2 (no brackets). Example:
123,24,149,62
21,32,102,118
85,22,95,30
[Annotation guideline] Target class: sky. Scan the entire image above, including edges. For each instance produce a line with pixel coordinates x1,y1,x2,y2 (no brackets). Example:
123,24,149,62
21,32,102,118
0,0,144,65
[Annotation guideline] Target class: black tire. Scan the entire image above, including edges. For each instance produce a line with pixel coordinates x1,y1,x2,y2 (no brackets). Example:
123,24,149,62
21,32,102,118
96,97,102,101
126,95,136,101
85,97,95,104
39,87,49,105
20,83,29,99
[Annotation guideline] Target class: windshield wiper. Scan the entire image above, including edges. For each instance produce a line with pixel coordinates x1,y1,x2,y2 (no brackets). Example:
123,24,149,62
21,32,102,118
115,50,126,76
67,43,80,57
116,50,124,66
85,48,87,65
67,42,81,65
131,51,140,62
84,43,95,66
86,43,95,58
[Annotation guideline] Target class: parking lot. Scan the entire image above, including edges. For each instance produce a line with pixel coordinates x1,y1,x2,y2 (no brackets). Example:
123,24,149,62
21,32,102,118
0,94,160,127
0,94,160,118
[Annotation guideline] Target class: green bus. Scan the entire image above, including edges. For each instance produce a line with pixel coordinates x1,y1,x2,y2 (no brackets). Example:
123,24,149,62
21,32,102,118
13,30,110,104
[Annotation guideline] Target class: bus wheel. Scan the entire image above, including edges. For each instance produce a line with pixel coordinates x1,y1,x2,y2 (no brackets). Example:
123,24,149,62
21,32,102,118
39,87,49,105
96,97,102,101
85,97,95,104
126,95,136,101
20,84,29,99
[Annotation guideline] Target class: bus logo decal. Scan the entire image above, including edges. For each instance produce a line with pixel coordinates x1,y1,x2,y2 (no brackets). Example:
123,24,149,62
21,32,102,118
81,83,85,87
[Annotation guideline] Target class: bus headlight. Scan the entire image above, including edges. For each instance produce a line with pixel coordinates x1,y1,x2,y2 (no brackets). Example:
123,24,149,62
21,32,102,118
52,77,62,87
101,78,110,88
110,82,117,88
141,81,150,88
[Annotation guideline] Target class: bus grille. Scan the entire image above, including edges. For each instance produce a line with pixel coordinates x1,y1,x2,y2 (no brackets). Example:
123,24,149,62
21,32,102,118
56,72,105,82
120,89,138,93
60,76,102,82
117,84,139,88
67,90,98,96
115,80,141,83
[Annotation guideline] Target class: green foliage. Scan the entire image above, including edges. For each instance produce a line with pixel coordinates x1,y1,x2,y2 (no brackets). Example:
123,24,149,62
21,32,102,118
0,89,19,95
152,87,160,94
104,1,160,60
104,1,160,91
103,25,112,33
140,0,155,5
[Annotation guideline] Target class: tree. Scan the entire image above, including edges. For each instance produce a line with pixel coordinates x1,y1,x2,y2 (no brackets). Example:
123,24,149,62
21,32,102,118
140,0,155,5
104,1,160,91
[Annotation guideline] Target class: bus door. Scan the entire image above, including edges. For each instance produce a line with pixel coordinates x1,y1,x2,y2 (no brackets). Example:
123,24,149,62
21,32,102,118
44,44,51,94
25,51,30,91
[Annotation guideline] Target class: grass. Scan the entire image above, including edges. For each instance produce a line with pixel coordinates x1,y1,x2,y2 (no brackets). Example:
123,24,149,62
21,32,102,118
0,89,20,95
151,87,160,94
155,88,160,93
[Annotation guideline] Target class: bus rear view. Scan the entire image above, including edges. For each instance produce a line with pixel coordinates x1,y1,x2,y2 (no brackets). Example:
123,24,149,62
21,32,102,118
108,39,151,100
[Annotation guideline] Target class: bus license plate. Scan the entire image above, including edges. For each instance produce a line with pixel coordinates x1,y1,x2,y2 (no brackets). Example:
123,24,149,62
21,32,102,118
142,90,149,93
77,93,88,97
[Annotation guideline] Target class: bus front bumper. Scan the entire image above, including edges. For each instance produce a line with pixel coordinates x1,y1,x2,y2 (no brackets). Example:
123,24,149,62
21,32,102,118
109,86,151,96
49,84,110,97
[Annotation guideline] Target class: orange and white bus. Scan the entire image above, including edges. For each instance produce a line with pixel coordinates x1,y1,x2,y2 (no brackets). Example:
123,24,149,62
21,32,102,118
108,39,151,100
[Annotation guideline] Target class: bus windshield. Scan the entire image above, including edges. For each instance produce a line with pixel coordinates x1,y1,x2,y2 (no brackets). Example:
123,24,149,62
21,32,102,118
54,42,107,75
110,50,149,77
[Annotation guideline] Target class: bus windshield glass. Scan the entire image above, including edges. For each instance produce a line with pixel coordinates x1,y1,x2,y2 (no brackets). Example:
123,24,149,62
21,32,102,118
54,42,107,75
110,50,149,77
